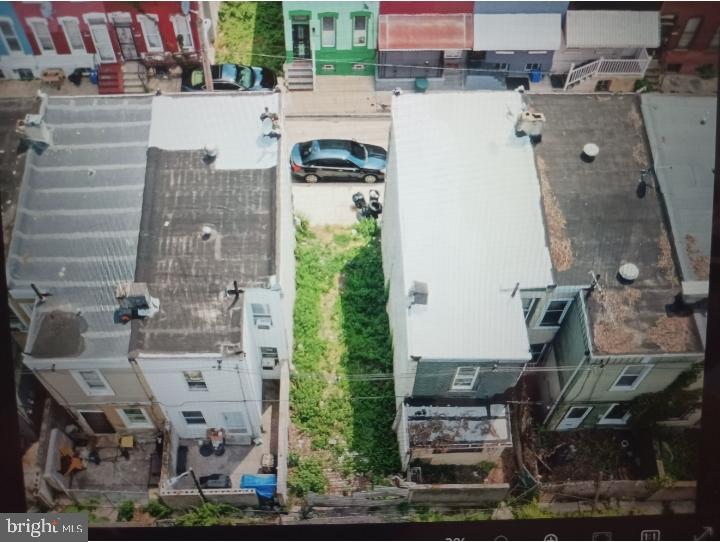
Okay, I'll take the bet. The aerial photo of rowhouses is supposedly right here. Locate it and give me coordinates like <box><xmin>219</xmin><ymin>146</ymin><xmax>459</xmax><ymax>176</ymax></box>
<box><xmin>0</xmin><ymin>0</ymin><xmax>715</xmax><ymax>527</ymax></box>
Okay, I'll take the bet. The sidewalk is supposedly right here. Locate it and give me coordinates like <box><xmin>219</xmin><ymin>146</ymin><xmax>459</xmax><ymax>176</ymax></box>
<box><xmin>0</xmin><ymin>76</ymin><xmax>180</xmax><ymax>98</ymax></box>
<box><xmin>282</xmin><ymin>76</ymin><xmax>392</xmax><ymax>117</ymax></box>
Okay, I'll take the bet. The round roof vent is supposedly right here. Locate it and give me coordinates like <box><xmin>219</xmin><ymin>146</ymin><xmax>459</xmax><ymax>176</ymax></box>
<box><xmin>582</xmin><ymin>143</ymin><xmax>600</xmax><ymax>162</ymax></box>
<box><xmin>618</xmin><ymin>263</ymin><xmax>639</xmax><ymax>282</ymax></box>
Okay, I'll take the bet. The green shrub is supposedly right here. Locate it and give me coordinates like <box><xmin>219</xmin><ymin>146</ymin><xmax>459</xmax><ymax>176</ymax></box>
<box><xmin>144</xmin><ymin>499</ymin><xmax>172</xmax><ymax>519</ymax></box>
<box><xmin>696</xmin><ymin>64</ymin><xmax>717</xmax><ymax>79</ymax></box>
<box><xmin>634</xmin><ymin>78</ymin><xmax>654</xmax><ymax>92</ymax></box>
<box><xmin>116</xmin><ymin>500</ymin><xmax>135</xmax><ymax>522</ymax></box>
<box><xmin>175</xmin><ymin>503</ymin><xmax>240</xmax><ymax>526</ymax></box>
<box><xmin>289</xmin><ymin>458</ymin><xmax>328</xmax><ymax>497</ymax></box>
<box><xmin>513</xmin><ymin>500</ymin><xmax>553</xmax><ymax>520</ymax></box>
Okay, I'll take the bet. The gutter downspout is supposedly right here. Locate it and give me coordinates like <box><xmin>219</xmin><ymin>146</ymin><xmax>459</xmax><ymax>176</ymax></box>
<box><xmin>542</xmin><ymin>354</ymin><xmax>589</xmax><ymax>427</ymax></box>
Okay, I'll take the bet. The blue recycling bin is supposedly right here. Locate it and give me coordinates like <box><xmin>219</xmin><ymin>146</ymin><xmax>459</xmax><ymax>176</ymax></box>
<box><xmin>89</xmin><ymin>69</ymin><xmax>99</xmax><ymax>85</ymax></box>
<box><xmin>414</xmin><ymin>77</ymin><xmax>429</xmax><ymax>93</ymax></box>
<box><xmin>530</xmin><ymin>70</ymin><xmax>543</xmax><ymax>83</ymax></box>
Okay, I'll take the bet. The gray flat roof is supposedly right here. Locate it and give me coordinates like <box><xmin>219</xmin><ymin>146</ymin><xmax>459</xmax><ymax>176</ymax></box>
<box><xmin>527</xmin><ymin>94</ymin><xmax>702</xmax><ymax>355</ymax></box>
<box><xmin>8</xmin><ymin>96</ymin><xmax>152</xmax><ymax>361</ymax></box>
<box><xmin>129</xmin><ymin>148</ymin><xmax>277</xmax><ymax>355</ymax></box>
<box><xmin>640</xmin><ymin>95</ymin><xmax>715</xmax><ymax>284</ymax></box>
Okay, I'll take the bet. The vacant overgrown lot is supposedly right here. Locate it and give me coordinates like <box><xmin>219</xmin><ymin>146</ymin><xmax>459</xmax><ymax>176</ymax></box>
<box><xmin>289</xmin><ymin>219</ymin><xmax>399</xmax><ymax>496</ymax></box>
<box><xmin>216</xmin><ymin>2</ymin><xmax>285</xmax><ymax>73</ymax></box>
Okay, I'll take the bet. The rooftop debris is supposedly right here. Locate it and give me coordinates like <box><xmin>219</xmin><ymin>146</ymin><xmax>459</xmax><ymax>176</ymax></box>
<box><xmin>686</xmin><ymin>234</ymin><xmax>710</xmax><ymax>280</ymax></box>
<box><xmin>657</xmin><ymin>229</ymin><xmax>678</xmax><ymax>285</ymax></box>
<box><xmin>592</xmin><ymin>288</ymin><xmax>642</xmax><ymax>354</ymax></box>
<box><xmin>536</xmin><ymin>156</ymin><xmax>574</xmax><ymax>271</ymax></box>
<box><xmin>646</xmin><ymin>315</ymin><xmax>695</xmax><ymax>353</ymax></box>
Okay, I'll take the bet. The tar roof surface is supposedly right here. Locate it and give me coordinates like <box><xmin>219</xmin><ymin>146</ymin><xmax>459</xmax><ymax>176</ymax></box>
<box><xmin>130</xmin><ymin>148</ymin><xmax>277</xmax><ymax>355</ymax></box>
<box><xmin>8</xmin><ymin>96</ymin><xmax>152</xmax><ymax>360</ymax></box>
<box><xmin>526</xmin><ymin>94</ymin><xmax>701</xmax><ymax>355</ymax></box>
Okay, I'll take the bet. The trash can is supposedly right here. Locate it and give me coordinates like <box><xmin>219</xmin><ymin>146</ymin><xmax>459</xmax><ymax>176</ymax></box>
<box><xmin>89</xmin><ymin>69</ymin><xmax>99</xmax><ymax>85</ymax></box>
<box><xmin>530</xmin><ymin>70</ymin><xmax>543</xmax><ymax>83</ymax></box>
<box><xmin>414</xmin><ymin>77</ymin><xmax>429</xmax><ymax>93</ymax></box>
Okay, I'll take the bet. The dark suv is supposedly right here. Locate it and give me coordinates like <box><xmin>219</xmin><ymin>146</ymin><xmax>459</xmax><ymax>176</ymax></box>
<box><xmin>290</xmin><ymin>139</ymin><xmax>387</xmax><ymax>183</ymax></box>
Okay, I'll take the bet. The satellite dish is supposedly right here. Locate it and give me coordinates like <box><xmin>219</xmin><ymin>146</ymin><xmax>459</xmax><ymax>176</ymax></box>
<box><xmin>181</xmin><ymin>1</ymin><xmax>191</xmax><ymax>15</ymax></box>
<box><xmin>40</xmin><ymin>1</ymin><xmax>52</xmax><ymax>18</ymax></box>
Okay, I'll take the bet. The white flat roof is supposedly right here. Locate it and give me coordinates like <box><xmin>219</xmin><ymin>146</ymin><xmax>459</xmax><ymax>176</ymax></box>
<box><xmin>149</xmin><ymin>93</ymin><xmax>280</xmax><ymax>170</ymax></box>
<box><xmin>391</xmin><ymin>92</ymin><xmax>554</xmax><ymax>361</ymax></box>
<box><xmin>565</xmin><ymin>10</ymin><xmax>660</xmax><ymax>48</ymax></box>
<box><xmin>474</xmin><ymin>13</ymin><xmax>561</xmax><ymax>51</ymax></box>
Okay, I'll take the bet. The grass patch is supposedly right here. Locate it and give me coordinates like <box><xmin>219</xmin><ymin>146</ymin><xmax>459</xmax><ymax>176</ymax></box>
<box><xmin>291</xmin><ymin>218</ymin><xmax>399</xmax><ymax>489</ymax></box>
<box><xmin>216</xmin><ymin>2</ymin><xmax>285</xmax><ymax>73</ymax></box>
<box><xmin>410</xmin><ymin>507</ymin><xmax>492</xmax><ymax>522</ymax></box>
<box><xmin>288</xmin><ymin>457</ymin><xmax>328</xmax><ymax>497</ymax></box>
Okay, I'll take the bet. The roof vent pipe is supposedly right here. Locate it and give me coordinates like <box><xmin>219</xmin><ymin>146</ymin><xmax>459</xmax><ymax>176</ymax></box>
<box><xmin>618</xmin><ymin>263</ymin><xmax>639</xmax><ymax>285</ymax></box>
<box><xmin>581</xmin><ymin>143</ymin><xmax>599</xmax><ymax>163</ymax></box>
<box><xmin>203</xmin><ymin>144</ymin><xmax>218</xmax><ymax>164</ymax></box>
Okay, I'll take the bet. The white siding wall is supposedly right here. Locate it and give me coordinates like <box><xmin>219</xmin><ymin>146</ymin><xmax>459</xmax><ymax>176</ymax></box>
<box><xmin>523</xmin><ymin>285</ymin><xmax>584</xmax><ymax>345</ymax></box>
<box><xmin>137</xmin><ymin>356</ymin><xmax>261</xmax><ymax>441</ymax></box>
<box><xmin>243</xmin><ymin>289</ymin><xmax>288</xmax><ymax>379</ymax></box>
<box><xmin>381</xmin><ymin>129</ymin><xmax>414</xmax><ymax>405</ymax></box>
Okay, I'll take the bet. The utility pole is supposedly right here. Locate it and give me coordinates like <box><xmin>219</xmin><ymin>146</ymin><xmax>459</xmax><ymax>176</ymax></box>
<box><xmin>197</xmin><ymin>11</ymin><xmax>213</xmax><ymax>91</ymax></box>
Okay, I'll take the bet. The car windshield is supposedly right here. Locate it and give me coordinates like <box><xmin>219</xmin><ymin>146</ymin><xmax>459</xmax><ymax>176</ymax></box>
<box><xmin>350</xmin><ymin>141</ymin><xmax>367</xmax><ymax>161</ymax></box>
<box><xmin>236</xmin><ymin>67</ymin><xmax>254</xmax><ymax>89</ymax></box>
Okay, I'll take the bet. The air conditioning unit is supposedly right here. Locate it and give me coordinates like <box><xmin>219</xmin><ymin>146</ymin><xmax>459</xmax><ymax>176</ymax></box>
<box><xmin>262</xmin><ymin>357</ymin><xmax>277</xmax><ymax>370</ymax></box>
<box><xmin>256</xmin><ymin>316</ymin><xmax>272</xmax><ymax>330</ymax></box>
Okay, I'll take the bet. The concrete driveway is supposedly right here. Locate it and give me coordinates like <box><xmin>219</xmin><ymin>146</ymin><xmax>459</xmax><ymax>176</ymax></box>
<box><xmin>284</xmin><ymin>116</ymin><xmax>391</xmax><ymax>226</ymax></box>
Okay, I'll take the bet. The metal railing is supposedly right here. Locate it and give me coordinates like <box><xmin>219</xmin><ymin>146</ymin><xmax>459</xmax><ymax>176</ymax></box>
<box><xmin>564</xmin><ymin>49</ymin><xmax>651</xmax><ymax>90</ymax></box>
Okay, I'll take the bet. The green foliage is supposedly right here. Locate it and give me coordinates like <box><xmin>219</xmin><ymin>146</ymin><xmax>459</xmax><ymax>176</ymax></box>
<box><xmin>216</xmin><ymin>2</ymin><xmax>285</xmax><ymax>73</ymax></box>
<box><xmin>629</xmin><ymin>365</ymin><xmax>702</xmax><ymax>430</ymax></box>
<box><xmin>648</xmin><ymin>474</ymin><xmax>675</xmax><ymax>491</ymax></box>
<box><xmin>288</xmin><ymin>451</ymin><xmax>300</xmax><ymax>468</ymax></box>
<box><xmin>658</xmin><ymin>428</ymin><xmax>699</xmax><ymax>480</ymax></box>
<box><xmin>634</xmin><ymin>78</ymin><xmax>655</xmax><ymax>92</ymax></box>
<box><xmin>696</xmin><ymin>64</ymin><xmax>717</xmax><ymax>79</ymax></box>
<box><xmin>513</xmin><ymin>500</ymin><xmax>554</xmax><ymax>519</ymax></box>
<box><xmin>291</xmin><ymin>220</ymin><xmax>400</xmax><ymax>480</ymax></box>
<box><xmin>175</xmin><ymin>502</ymin><xmax>241</xmax><ymax>526</ymax></box>
<box><xmin>144</xmin><ymin>499</ymin><xmax>172</xmax><ymax>519</ymax></box>
<box><xmin>116</xmin><ymin>500</ymin><xmax>135</xmax><ymax>522</ymax></box>
<box><xmin>411</xmin><ymin>508</ymin><xmax>491</xmax><ymax>522</ymax></box>
<box><xmin>63</xmin><ymin>499</ymin><xmax>101</xmax><ymax>523</ymax></box>
<box><xmin>288</xmin><ymin>458</ymin><xmax>328</xmax><ymax>497</ymax></box>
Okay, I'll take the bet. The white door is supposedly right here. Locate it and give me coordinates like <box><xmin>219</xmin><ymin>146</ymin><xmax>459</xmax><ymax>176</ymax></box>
<box><xmin>557</xmin><ymin>406</ymin><xmax>592</xmax><ymax>430</ymax></box>
<box><xmin>88</xmin><ymin>19</ymin><xmax>115</xmax><ymax>62</ymax></box>
<box><xmin>222</xmin><ymin>411</ymin><xmax>251</xmax><ymax>444</ymax></box>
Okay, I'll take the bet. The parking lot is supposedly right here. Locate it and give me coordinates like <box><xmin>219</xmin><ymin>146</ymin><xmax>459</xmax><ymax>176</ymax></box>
<box><xmin>284</xmin><ymin>117</ymin><xmax>391</xmax><ymax>226</ymax></box>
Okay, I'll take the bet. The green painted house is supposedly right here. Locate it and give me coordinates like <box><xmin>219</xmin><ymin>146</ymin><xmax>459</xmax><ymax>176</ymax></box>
<box><xmin>283</xmin><ymin>1</ymin><xmax>378</xmax><ymax>77</ymax></box>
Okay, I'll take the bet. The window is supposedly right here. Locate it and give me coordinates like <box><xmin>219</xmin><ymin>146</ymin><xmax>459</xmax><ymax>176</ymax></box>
<box><xmin>710</xmin><ymin>25</ymin><xmax>720</xmax><ymax>50</ymax></box>
<box><xmin>451</xmin><ymin>367</ymin><xmax>479</xmax><ymax>391</ymax></box>
<box><xmin>610</xmin><ymin>365</ymin><xmax>652</xmax><ymax>391</ymax></box>
<box><xmin>182</xmin><ymin>411</ymin><xmax>206</xmax><ymax>425</ymax></box>
<box><xmin>183</xmin><ymin>371</ymin><xmax>208</xmax><ymax>391</ymax></box>
<box><xmin>529</xmin><ymin>343</ymin><xmax>547</xmax><ymax>364</ymax></box>
<box><xmin>171</xmin><ymin>14</ymin><xmax>194</xmax><ymax>51</ymax></box>
<box><xmin>60</xmin><ymin>17</ymin><xmax>85</xmax><ymax>52</ymax></box>
<box><xmin>321</xmin><ymin>16</ymin><xmax>335</xmax><ymax>48</ymax></box>
<box><xmin>539</xmin><ymin>299</ymin><xmax>571</xmax><ymax>327</ymax></box>
<box><xmin>352</xmin><ymin>63</ymin><xmax>366</xmax><ymax>71</ymax></box>
<box><xmin>525</xmin><ymin>63</ymin><xmax>542</xmax><ymax>71</ymax></box>
<box><xmin>28</xmin><ymin>18</ymin><xmax>54</xmax><ymax>53</ymax></box>
<box><xmin>491</xmin><ymin>62</ymin><xmax>509</xmax><ymax>71</ymax></box>
<box><xmin>598</xmin><ymin>403</ymin><xmax>631</xmax><ymax>425</ymax></box>
<box><xmin>251</xmin><ymin>303</ymin><xmax>272</xmax><ymax>328</ymax></box>
<box><xmin>73</xmin><ymin>370</ymin><xmax>113</xmax><ymax>396</ymax></box>
<box><xmin>0</xmin><ymin>18</ymin><xmax>23</xmax><ymax>53</ymax></box>
<box><xmin>677</xmin><ymin>17</ymin><xmax>701</xmax><ymax>48</ymax></box>
<box><xmin>261</xmin><ymin>346</ymin><xmax>279</xmax><ymax>370</ymax></box>
<box><xmin>353</xmin><ymin>15</ymin><xmax>367</xmax><ymax>47</ymax></box>
<box><xmin>118</xmin><ymin>407</ymin><xmax>152</xmax><ymax>428</ymax></box>
<box><xmin>138</xmin><ymin>14</ymin><xmax>163</xmax><ymax>52</ymax></box>
<box><xmin>521</xmin><ymin>297</ymin><xmax>538</xmax><ymax>322</ymax></box>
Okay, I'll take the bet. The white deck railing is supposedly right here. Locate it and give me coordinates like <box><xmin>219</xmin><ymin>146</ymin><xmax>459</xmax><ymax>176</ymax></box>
<box><xmin>564</xmin><ymin>49</ymin><xmax>651</xmax><ymax>90</ymax></box>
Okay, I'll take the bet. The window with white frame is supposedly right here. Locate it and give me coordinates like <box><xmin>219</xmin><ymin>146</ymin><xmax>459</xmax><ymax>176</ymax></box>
<box><xmin>73</xmin><ymin>369</ymin><xmax>114</xmax><ymax>396</ymax></box>
<box><xmin>677</xmin><ymin>16</ymin><xmax>701</xmax><ymax>48</ymax></box>
<box><xmin>353</xmin><ymin>15</ymin><xmax>367</xmax><ymax>47</ymax></box>
<box><xmin>183</xmin><ymin>371</ymin><xmax>208</xmax><ymax>391</ymax></box>
<box><xmin>0</xmin><ymin>18</ymin><xmax>23</xmax><ymax>53</ymax></box>
<box><xmin>525</xmin><ymin>63</ymin><xmax>542</xmax><ymax>71</ymax></box>
<box><xmin>118</xmin><ymin>407</ymin><xmax>153</xmax><ymax>427</ymax></box>
<box><xmin>597</xmin><ymin>403</ymin><xmax>631</xmax><ymax>425</ymax></box>
<box><xmin>451</xmin><ymin>367</ymin><xmax>479</xmax><ymax>391</ymax></box>
<box><xmin>610</xmin><ymin>365</ymin><xmax>652</xmax><ymax>391</ymax></box>
<box><xmin>251</xmin><ymin>303</ymin><xmax>272</xmax><ymax>329</ymax></box>
<box><xmin>28</xmin><ymin>18</ymin><xmax>54</xmax><ymax>53</ymax></box>
<box><xmin>521</xmin><ymin>297</ymin><xmax>538</xmax><ymax>322</ymax></box>
<box><xmin>60</xmin><ymin>17</ymin><xmax>85</xmax><ymax>52</ymax></box>
<box><xmin>539</xmin><ymin>299</ymin><xmax>571</xmax><ymax>327</ymax></box>
<box><xmin>138</xmin><ymin>14</ymin><xmax>163</xmax><ymax>52</ymax></box>
<box><xmin>171</xmin><ymin>14</ymin><xmax>194</xmax><ymax>51</ymax></box>
<box><xmin>182</xmin><ymin>410</ymin><xmax>206</xmax><ymax>425</ymax></box>
<box><xmin>321</xmin><ymin>16</ymin><xmax>335</xmax><ymax>48</ymax></box>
